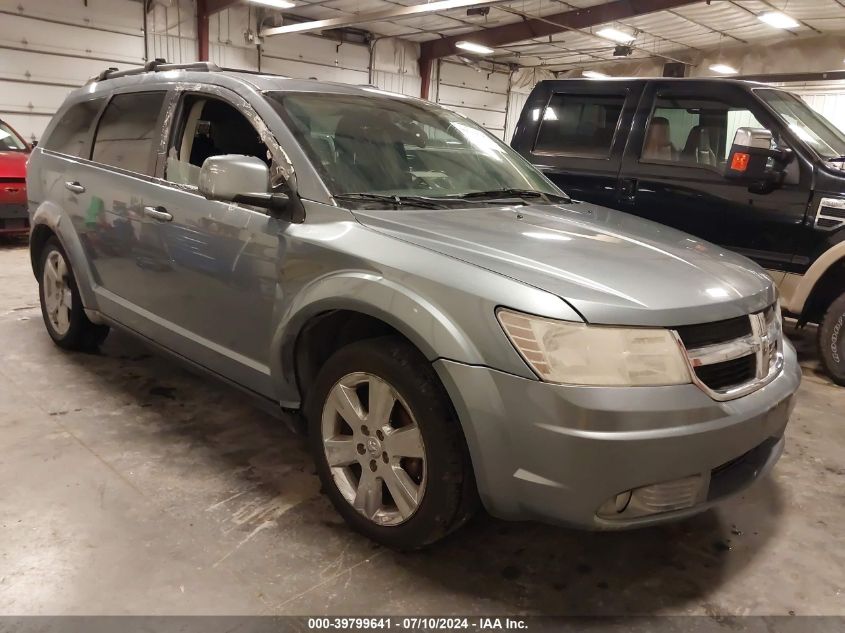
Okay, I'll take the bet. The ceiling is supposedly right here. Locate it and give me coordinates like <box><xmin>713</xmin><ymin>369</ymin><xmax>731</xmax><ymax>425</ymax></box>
<box><xmin>277</xmin><ymin>0</ymin><xmax>845</xmax><ymax>71</ymax></box>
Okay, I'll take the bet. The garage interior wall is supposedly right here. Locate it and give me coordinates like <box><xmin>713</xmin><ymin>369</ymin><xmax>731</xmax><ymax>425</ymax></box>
<box><xmin>4</xmin><ymin>0</ymin><xmax>845</xmax><ymax>145</ymax></box>
<box><xmin>1</xmin><ymin>0</ymin><xmax>423</xmax><ymax>142</ymax></box>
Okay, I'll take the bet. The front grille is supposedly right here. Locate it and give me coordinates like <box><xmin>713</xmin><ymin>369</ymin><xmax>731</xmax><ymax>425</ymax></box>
<box><xmin>0</xmin><ymin>177</ymin><xmax>25</xmax><ymax>184</ymax></box>
<box><xmin>677</xmin><ymin>305</ymin><xmax>783</xmax><ymax>400</ymax></box>
<box><xmin>694</xmin><ymin>355</ymin><xmax>755</xmax><ymax>390</ymax></box>
<box><xmin>676</xmin><ymin>316</ymin><xmax>751</xmax><ymax>349</ymax></box>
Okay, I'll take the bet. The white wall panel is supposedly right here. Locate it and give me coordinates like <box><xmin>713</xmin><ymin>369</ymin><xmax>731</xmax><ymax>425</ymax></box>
<box><xmin>774</xmin><ymin>81</ymin><xmax>845</xmax><ymax>134</ymax></box>
<box><xmin>260</xmin><ymin>33</ymin><xmax>370</xmax><ymax>83</ymax></box>
<box><xmin>436</xmin><ymin>61</ymin><xmax>509</xmax><ymax>139</ymax></box>
<box><xmin>371</xmin><ymin>70</ymin><xmax>421</xmax><ymax>97</ymax></box>
<box><xmin>0</xmin><ymin>0</ymin><xmax>146</xmax><ymax>141</ymax></box>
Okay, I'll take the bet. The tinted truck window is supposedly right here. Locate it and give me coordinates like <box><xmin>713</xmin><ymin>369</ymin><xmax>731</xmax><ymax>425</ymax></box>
<box><xmin>642</xmin><ymin>94</ymin><xmax>765</xmax><ymax>168</ymax></box>
<box><xmin>533</xmin><ymin>93</ymin><xmax>625</xmax><ymax>157</ymax></box>
<box><xmin>42</xmin><ymin>98</ymin><xmax>104</xmax><ymax>157</ymax></box>
<box><xmin>92</xmin><ymin>92</ymin><xmax>166</xmax><ymax>174</ymax></box>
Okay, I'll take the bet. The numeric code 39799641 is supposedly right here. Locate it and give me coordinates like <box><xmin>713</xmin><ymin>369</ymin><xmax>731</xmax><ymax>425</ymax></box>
<box><xmin>307</xmin><ymin>617</ymin><xmax>471</xmax><ymax>630</ymax></box>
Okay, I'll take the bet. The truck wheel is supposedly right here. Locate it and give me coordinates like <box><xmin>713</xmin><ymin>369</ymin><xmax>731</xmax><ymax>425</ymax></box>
<box><xmin>38</xmin><ymin>237</ymin><xmax>109</xmax><ymax>351</ymax></box>
<box><xmin>818</xmin><ymin>291</ymin><xmax>845</xmax><ymax>386</ymax></box>
<box><xmin>306</xmin><ymin>336</ymin><xmax>477</xmax><ymax>549</ymax></box>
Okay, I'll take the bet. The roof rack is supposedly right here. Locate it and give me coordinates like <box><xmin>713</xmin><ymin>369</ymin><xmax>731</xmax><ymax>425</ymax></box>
<box><xmin>87</xmin><ymin>59</ymin><xmax>221</xmax><ymax>84</ymax></box>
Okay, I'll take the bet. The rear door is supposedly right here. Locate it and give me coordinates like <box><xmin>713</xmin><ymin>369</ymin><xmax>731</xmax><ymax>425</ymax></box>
<box><xmin>513</xmin><ymin>81</ymin><xmax>642</xmax><ymax>208</ymax></box>
<box><xmin>618</xmin><ymin>81</ymin><xmax>809</xmax><ymax>272</ymax></box>
<box><xmin>71</xmin><ymin>89</ymin><xmax>171</xmax><ymax>319</ymax></box>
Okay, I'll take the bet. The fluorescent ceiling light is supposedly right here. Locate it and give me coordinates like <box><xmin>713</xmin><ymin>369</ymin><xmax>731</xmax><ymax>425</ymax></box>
<box><xmin>262</xmin><ymin>0</ymin><xmax>503</xmax><ymax>36</ymax></box>
<box><xmin>455</xmin><ymin>41</ymin><xmax>494</xmax><ymax>55</ymax></box>
<box><xmin>596</xmin><ymin>27</ymin><xmax>636</xmax><ymax>44</ymax></box>
<box><xmin>582</xmin><ymin>70</ymin><xmax>610</xmax><ymax>79</ymax></box>
<box><xmin>709</xmin><ymin>63</ymin><xmax>738</xmax><ymax>74</ymax></box>
<box><xmin>758</xmin><ymin>11</ymin><xmax>800</xmax><ymax>29</ymax></box>
<box><xmin>248</xmin><ymin>0</ymin><xmax>297</xmax><ymax>7</ymax></box>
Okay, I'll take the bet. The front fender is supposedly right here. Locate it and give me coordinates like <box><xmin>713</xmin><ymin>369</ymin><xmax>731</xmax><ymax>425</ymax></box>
<box><xmin>269</xmin><ymin>271</ymin><xmax>488</xmax><ymax>404</ymax></box>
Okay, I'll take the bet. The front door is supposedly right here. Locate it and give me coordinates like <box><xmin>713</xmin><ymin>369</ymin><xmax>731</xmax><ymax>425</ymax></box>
<box><xmin>135</xmin><ymin>89</ymin><xmax>290</xmax><ymax>396</ymax></box>
<box><xmin>517</xmin><ymin>83</ymin><xmax>642</xmax><ymax>208</ymax></box>
<box><xmin>618</xmin><ymin>81</ymin><xmax>811</xmax><ymax>273</ymax></box>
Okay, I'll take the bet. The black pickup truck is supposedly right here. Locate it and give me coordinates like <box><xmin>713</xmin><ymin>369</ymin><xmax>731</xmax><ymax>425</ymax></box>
<box><xmin>512</xmin><ymin>78</ymin><xmax>845</xmax><ymax>385</ymax></box>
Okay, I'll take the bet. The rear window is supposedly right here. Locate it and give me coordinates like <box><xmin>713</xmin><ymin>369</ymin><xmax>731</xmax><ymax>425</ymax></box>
<box><xmin>533</xmin><ymin>93</ymin><xmax>625</xmax><ymax>157</ymax></box>
<box><xmin>92</xmin><ymin>92</ymin><xmax>167</xmax><ymax>175</ymax></box>
<box><xmin>42</xmin><ymin>98</ymin><xmax>105</xmax><ymax>157</ymax></box>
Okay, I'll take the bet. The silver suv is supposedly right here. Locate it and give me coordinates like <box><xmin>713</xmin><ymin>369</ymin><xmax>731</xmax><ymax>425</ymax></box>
<box><xmin>28</xmin><ymin>61</ymin><xmax>801</xmax><ymax>548</ymax></box>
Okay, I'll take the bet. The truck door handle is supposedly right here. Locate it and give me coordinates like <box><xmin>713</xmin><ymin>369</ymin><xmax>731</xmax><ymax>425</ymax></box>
<box><xmin>64</xmin><ymin>181</ymin><xmax>86</xmax><ymax>194</ymax></box>
<box><xmin>143</xmin><ymin>205</ymin><xmax>173</xmax><ymax>222</ymax></box>
<box><xmin>619</xmin><ymin>178</ymin><xmax>638</xmax><ymax>200</ymax></box>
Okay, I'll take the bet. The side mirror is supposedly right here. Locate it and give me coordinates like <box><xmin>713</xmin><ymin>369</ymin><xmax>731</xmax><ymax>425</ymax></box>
<box><xmin>30</xmin><ymin>140</ymin><xmax>38</xmax><ymax>148</ymax></box>
<box><xmin>724</xmin><ymin>128</ymin><xmax>791</xmax><ymax>191</ymax></box>
<box><xmin>198</xmin><ymin>154</ymin><xmax>292</xmax><ymax>218</ymax></box>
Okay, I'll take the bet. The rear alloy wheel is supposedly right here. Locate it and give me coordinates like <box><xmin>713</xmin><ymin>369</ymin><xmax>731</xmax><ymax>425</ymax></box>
<box><xmin>818</xmin><ymin>291</ymin><xmax>845</xmax><ymax>386</ymax></box>
<box><xmin>307</xmin><ymin>336</ymin><xmax>477</xmax><ymax>548</ymax></box>
<box><xmin>321</xmin><ymin>372</ymin><xmax>426</xmax><ymax>526</ymax></box>
<box><xmin>42</xmin><ymin>249</ymin><xmax>74</xmax><ymax>337</ymax></box>
<box><xmin>38</xmin><ymin>237</ymin><xmax>109</xmax><ymax>351</ymax></box>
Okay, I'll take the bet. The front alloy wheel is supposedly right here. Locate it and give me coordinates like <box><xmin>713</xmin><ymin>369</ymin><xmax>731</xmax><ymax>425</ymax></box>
<box><xmin>307</xmin><ymin>336</ymin><xmax>478</xmax><ymax>548</ymax></box>
<box><xmin>321</xmin><ymin>372</ymin><xmax>426</xmax><ymax>526</ymax></box>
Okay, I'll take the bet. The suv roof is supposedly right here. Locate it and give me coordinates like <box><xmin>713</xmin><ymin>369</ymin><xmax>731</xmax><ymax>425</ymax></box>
<box><xmin>78</xmin><ymin>58</ymin><xmax>402</xmax><ymax>102</ymax></box>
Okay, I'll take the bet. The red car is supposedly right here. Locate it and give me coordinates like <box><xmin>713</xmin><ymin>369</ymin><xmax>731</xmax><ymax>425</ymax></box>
<box><xmin>0</xmin><ymin>119</ymin><xmax>31</xmax><ymax>237</ymax></box>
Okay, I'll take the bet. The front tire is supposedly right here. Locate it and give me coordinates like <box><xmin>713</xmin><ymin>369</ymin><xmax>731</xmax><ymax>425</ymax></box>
<box><xmin>38</xmin><ymin>237</ymin><xmax>109</xmax><ymax>351</ymax></box>
<box><xmin>819</xmin><ymin>291</ymin><xmax>845</xmax><ymax>386</ymax></box>
<box><xmin>306</xmin><ymin>336</ymin><xmax>477</xmax><ymax>549</ymax></box>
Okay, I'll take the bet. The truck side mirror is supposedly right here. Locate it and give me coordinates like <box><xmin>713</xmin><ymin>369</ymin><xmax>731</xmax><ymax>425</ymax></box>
<box><xmin>724</xmin><ymin>127</ymin><xmax>791</xmax><ymax>192</ymax></box>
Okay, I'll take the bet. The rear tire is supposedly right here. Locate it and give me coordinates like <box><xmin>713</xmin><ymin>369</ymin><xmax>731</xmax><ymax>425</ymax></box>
<box><xmin>306</xmin><ymin>336</ymin><xmax>477</xmax><ymax>549</ymax></box>
<box><xmin>818</xmin><ymin>291</ymin><xmax>845</xmax><ymax>386</ymax></box>
<box><xmin>38</xmin><ymin>237</ymin><xmax>109</xmax><ymax>351</ymax></box>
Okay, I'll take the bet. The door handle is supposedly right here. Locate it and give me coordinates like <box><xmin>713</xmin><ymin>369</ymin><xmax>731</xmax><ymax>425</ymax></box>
<box><xmin>143</xmin><ymin>205</ymin><xmax>173</xmax><ymax>222</ymax></box>
<box><xmin>619</xmin><ymin>178</ymin><xmax>638</xmax><ymax>202</ymax></box>
<box><xmin>64</xmin><ymin>181</ymin><xmax>85</xmax><ymax>194</ymax></box>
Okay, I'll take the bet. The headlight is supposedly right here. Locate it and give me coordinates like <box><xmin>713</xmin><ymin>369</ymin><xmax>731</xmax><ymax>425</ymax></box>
<box><xmin>497</xmin><ymin>309</ymin><xmax>692</xmax><ymax>387</ymax></box>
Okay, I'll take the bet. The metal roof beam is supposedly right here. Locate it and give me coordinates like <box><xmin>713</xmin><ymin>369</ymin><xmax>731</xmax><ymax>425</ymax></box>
<box><xmin>419</xmin><ymin>0</ymin><xmax>702</xmax><ymax>61</ymax></box>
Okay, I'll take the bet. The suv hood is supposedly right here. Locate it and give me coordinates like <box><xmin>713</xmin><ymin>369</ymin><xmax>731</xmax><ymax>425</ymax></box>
<box><xmin>352</xmin><ymin>202</ymin><xmax>775</xmax><ymax>327</ymax></box>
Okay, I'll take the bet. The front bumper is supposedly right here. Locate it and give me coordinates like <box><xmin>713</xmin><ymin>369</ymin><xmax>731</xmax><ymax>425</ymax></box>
<box><xmin>434</xmin><ymin>340</ymin><xmax>801</xmax><ymax>529</ymax></box>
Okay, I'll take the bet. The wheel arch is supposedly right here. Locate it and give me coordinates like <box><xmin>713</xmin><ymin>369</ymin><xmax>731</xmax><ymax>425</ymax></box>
<box><xmin>29</xmin><ymin>202</ymin><xmax>101</xmax><ymax>313</ymax></box>
<box><xmin>270</xmin><ymin>273</ymin><xmax>485</xmax><ymax>408</ymax></box>
<box><xmin>788</xmin><ymin>240</ymin><xmax>845</xmax><ymax>323</ymax></box>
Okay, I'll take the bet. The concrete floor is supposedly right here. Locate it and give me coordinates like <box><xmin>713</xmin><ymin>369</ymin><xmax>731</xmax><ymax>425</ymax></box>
<box><xmin>0</xmin><ymin>239</ymin><xmax>843</xmax><ymax>616</ymax></box>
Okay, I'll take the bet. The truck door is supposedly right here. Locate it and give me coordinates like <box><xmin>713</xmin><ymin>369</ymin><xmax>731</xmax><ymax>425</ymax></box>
<box><xmin>618</xmin><ymin>81</ymin><xmax>810</xmax><ymax>273</ymax></box>
<box><xmin>514</xmin><ymin>82</ymin><xmax>642</xmax><ymax>208</ymax></box>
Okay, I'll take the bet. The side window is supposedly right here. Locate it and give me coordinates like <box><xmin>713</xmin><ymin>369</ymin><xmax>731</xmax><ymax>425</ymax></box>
<box><xmin>165</xmin><ymin>95</ymin><xmax>271</xmax><ymax>187</ymax></box>
<box><xmin>42</xmin><ymin>98</ymin><xmax>105</xmax><ymax>157</ymax></box>
<box><xmin>533</xmin><ymin>93</ymin><xmax>626</xmax><ymax>157</ymax></box>
<box><xmin>641</xmin><ymin>94</ymin><xmax>767</xmax><ymax>169</ymax></box>
<box><xmin>92</xmin><ymin>92</ymin><xmax>166</xmax><ymax>175</ymax></box>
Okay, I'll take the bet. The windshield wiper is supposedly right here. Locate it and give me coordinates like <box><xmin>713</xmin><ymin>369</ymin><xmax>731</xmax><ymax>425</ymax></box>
<box><xmin>333</xmin><ymin>193</ymin><xmax>452</xmax><ymax>209</ymax></box>
<box><xmin>827</xmin><ymin>155</ymin><xmax>845</xmax><ymax>162</ymax></box>
<box><xmin>457</xmin><ymin>188</ymin><xmax>570</xmax><ymax>203</ymax></box>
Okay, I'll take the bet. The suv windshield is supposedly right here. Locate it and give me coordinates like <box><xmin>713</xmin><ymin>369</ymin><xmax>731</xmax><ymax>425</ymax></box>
<box><xmin>0</xmin><ymin>122</ymin><xmax>27</xmax><ymax>151</ymax></box>
<box><xmin>268</xmin><ymin>91</ymin><xmax>565</xmax><ymax>205</ymax></box>
<box><xmin>756</xmin><ymin>88</ymin><xmax>845</xmax><ymax>161</ymax></box>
